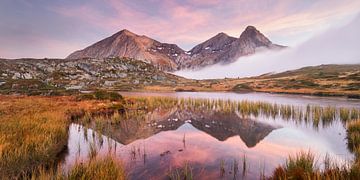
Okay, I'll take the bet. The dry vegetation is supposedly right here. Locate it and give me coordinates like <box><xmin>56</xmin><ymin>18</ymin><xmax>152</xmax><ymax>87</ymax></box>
<box><xmin>35</xmin><ymin>156</ymin><xmax>125</xmax><ymax>180</ymax></box>
<box><xmin>0</xmin><ymin>95</ymin><xmax>124</xmax><ymax>179</ymax></box>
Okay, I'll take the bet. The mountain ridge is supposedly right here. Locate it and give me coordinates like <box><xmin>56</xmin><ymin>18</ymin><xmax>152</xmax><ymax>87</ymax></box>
<box><xmin>67</xmin><ymin>26</ymin><xmax>286</xmax><ymax>71</ymax></box>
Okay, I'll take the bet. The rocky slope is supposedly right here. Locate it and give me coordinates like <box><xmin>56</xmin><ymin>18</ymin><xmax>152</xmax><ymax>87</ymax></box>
<box><xmin>0</xmin><ymin>57</ymin><xmax>186</xmax><ymax>94</ymax></box>
<box><xmin>67</xmin><ymin>30</ymin><xmax>187</xmax><ymax>71</ymax></box>
<box><xmin>67</xmin><ymin>26</ymin><xmax>285</xmax><ymax>71</ymax></box>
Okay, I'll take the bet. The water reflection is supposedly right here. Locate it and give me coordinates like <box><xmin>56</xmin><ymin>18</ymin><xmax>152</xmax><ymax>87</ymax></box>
<box><xmin>61</xmin><ymin>106</ymin><xmax>353</xmax><ymax>179</ymax></box>
<box><xmin>92</xmin><ymin>107</ymin><xmax>277</xmax><ymax>148</ymax></box>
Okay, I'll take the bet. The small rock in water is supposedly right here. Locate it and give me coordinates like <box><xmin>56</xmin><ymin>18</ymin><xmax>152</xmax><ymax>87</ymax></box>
<box><xmin>160</xmin><ymin>150</ymin><xmax>171</xmax><ymax>156</ymax></box>
<box><xmin>185</xmin><ymin>120</ymin><xmax>192</xmax><ymax>123</ymax></box>
<box><xmin>173</xmin><ymin>118</ymin><xmax>178</xmax><ymax>122</ymax></box>
<box><xmin>205</xmin><ymin>124</ymin><xmax>210</xmax><ymax>128</ymax></box>
<box><xmin>157</xmin><ymin>125</ymin><xmax>164</xmax><ymax>128</ymax></box>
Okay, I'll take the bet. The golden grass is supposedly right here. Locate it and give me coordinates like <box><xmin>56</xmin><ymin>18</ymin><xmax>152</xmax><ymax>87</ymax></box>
<box><xmin>33</xmin><ymin>156</ymin><xmax>126</xmax><ymax>180</ymax></box>
<box><xmin>270</xmin><ymin>151</ymin><xmax>360</xmax><ymax>180</ymax></box>
<box><xmin>0</xmin><ymin>95</ymin><xmax>117</xmax><ymax>179</ymax></box>
<box><xmin>347</xmin><ymin>120</ymin><xmax>360</xmax><ymax>158</ymax></box>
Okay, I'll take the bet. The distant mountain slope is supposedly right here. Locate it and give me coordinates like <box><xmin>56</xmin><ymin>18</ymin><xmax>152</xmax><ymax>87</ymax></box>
<box><xmin>67</xmin><ymin>27</ymin><xmax>285</xmax><ymax>70</ymax></box>
<box><xmin>0</xmin><ymin>57</ymin><xmax>187</xmax><ymax>94</ymax></box>
<box><xmin>67</xmin><ymin>30</ymin><xmax>187</xmax><ymax>71</ymax></box>
<box><xmin>180</xmin><ymin>32</ymin><xmax>237</xmax><ymax>68</ymax></box>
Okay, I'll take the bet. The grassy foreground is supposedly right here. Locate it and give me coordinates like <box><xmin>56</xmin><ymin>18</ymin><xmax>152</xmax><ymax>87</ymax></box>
<box><xmin>0</xmin><ymin>94</ymin><xmax>359</xmax><ymax>179</ymax></box>
<box><xmin>0</xmin><ymin>95</ymin><xmax>125</xmax><ymax>179</ymax></box>
<box><xmin>35</xmin><ymin>156</ymin><xmax>125</xmax><ymax>180</ymax></box>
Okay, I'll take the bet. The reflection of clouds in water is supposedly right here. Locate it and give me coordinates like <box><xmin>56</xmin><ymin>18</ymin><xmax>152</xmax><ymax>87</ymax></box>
<box><xmin>61</xmin><ymin>124</ymin><xmax>124</xmax><ymax>172</ymax></box>
<box><xmin>62</xmin><ymin>117</ymin><xmax>352</xmax><ymax>179</ymax></box>
<box><xmin>174</xmin><ymin>14</ymin><xmax>360</xmax><ymax>79</ymax></box>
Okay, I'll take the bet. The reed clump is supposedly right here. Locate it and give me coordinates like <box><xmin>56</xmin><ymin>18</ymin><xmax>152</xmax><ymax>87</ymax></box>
<box><xmin>33</xmin><ymin>156</ymin><xmax>126</xmax><ymax>180</ymax></box>
<box><xmin>347</xmin><ymin>120</ymin><xmax>360</xmax><ymax>156</ymax></box>
<box><xmin>168</xmin><ymin>163</ymin><xmax>193</xmax><ymax>180</ymax></box>
<box><xmin>270</xmin><ymin>151</ymin><xmax>360</xmax><ymax>179</ymax></box>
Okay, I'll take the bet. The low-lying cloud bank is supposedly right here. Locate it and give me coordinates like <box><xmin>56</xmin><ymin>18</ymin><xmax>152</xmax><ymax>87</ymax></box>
<box><xmin>174</xmin><ymin>14</ymin><xmax>360</xmax><ymax>80</ymax></box>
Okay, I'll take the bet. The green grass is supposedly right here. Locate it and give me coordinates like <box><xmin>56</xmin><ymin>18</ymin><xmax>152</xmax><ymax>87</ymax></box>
<box><xmin>76</xmin><ymin>90</ymin><xmax>123</xmax><ymax>101</ymax></box>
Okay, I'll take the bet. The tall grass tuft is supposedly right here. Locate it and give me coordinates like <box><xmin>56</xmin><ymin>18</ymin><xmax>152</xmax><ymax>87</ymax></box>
<box><xmin>347</xmin><ymin>120</ymin><xmax>360</xmax><ymax>156</ymax></box>
<box><xmin>168</xmin><ymin>163</ymin><xmax>193</xmax><ymax>180</ymax></box>
<box><xmin>33</xmin><ymin>156</ymin><xmax>126</xmax><ymax>180</ymax></box>
<box><xmin>0</xmin><ymin>97</ymin><xmax>70</xmax><ymax>179</ymax></box>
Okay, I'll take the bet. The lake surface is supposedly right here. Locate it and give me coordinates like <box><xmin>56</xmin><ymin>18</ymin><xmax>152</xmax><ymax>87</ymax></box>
<box><xmin>60</xmin><ymin>92</ymin><xmax>360</xmax><ymax>179</ymax></box>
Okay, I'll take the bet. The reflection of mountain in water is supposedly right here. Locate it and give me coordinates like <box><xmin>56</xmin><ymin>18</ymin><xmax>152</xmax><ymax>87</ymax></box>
<box><xmin>96</xmin><ymin>107</ymin><xmax>278</xmax><ymax>148</ymax></box>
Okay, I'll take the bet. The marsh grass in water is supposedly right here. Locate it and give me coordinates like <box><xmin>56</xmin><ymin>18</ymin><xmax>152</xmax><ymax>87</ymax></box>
<box><xmin>33</xmin><ymin>156</ymin><xmax>126</xmax><ymax>180</ymax></box>
<box><xmin>168</xmin><ymin>162</ymin><xmax>193</xmax><ymax>180</ymax></box>
<box><xmin>270</xmin><ymin>150</ymin><xmax>360</xmax><ymax>180</ymax></box>
<box><xmin>76</xmin><ymin>97</ymin><xmax>360</xmax><ymax>131</ymax></box>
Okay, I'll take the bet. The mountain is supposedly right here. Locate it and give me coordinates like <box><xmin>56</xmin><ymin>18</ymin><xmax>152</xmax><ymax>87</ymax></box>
<box><xmin>67</xmin><ymin>30</ymin><xmax>187</xmax><ymax>71</ymax></box>
<box><xmin>181</xmin><ymin>26</ymin><xmax>285</xmax><ymax>69</ymax></box>
<box><xmin>67</xmin><ymin>27</ymin><xmax>285</xmax><ymax>71</ymax></box>
<box><xmin>180</xmin><ymin>32</ymin><xmax>237</xmax><ymax>68</ymax></box>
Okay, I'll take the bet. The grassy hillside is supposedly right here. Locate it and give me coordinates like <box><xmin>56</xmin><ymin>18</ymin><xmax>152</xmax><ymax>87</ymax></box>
<box><xmin>145</xmin><ymin>64</ymin><xmax>360</xmax><ymax>98</ymax></box>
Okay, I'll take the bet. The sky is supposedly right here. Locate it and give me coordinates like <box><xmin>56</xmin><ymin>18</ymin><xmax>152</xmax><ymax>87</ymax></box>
<box><xmin>1</xmin><ymin>0</ymin><xmax>360</xmax><ymax>59</ymax></box>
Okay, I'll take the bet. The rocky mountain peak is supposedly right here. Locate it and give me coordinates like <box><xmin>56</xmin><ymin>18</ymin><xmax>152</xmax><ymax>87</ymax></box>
<box><xmin>118</xmin><ymin>29</ymin><xmax>135</xmax><ymax>35</ymax></box>
<box><xmin>239</xmin><ymin>25</ymin><xmax>272</xmax><ymax>45</ymax></box>
<box><xmin>189</xmin><ymin>32</ymin><xmax>236</xmax><ymax>54</ymax></box>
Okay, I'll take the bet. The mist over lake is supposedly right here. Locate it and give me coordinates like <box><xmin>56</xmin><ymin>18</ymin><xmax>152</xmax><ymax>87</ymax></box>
<box><xmin>174</xmin><ymin>14</ymin><xmax>360</xmax><ymax>79</ymax></box>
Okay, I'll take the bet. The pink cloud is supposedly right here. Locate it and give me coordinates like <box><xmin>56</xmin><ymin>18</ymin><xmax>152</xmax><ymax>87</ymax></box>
<box><xmin>50</xmin><ymin>0</ymin><xmax>360</xmax><ymax>50</ymax></box>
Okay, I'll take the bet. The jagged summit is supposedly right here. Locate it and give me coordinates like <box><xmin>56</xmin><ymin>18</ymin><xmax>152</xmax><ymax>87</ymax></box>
<box><xmin>189</xmin><ymin>32</ymin><xmax>236</xmax><ymax>55</ymax></box>
<box><xmin>239</xmin><ymin>25</ymin><xmax>272</xmax><ymax>46</ymax></box>
<box><xmin>180</xmin><ymin>26</ymin><xmax>285</xmax><ymax>69</ymax></box>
